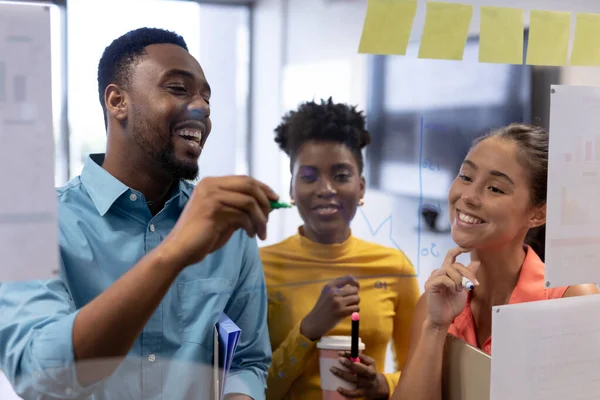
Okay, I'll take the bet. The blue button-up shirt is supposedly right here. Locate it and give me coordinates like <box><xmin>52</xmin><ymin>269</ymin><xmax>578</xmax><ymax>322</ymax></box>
<box><xmin>0</xmin><ymin>154</ymin><xmax>271</xmax><ymax>399</ymax></box>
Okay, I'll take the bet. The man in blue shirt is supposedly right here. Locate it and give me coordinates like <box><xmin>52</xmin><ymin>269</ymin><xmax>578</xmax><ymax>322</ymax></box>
<box><xmin>0</xmin><ymin>27</ymin><xmax>277</xmax><ymax>399</ymax></box>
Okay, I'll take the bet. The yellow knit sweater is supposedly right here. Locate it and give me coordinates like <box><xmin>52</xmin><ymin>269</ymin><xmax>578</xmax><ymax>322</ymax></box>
<box><xmin>260</xmin><ymin>229</ymin><xmax>420</xmax><ymax>400</ymax></box>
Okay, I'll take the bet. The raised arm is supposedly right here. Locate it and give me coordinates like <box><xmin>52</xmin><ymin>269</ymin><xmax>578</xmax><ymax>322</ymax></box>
<box><xmin>391</xmin><ymin>296</ymin><xmax>446</xmax><ymax>400</ymax></box>
<box><xmin>392</xmin><ymin>248</ymin><xmax>479</xmax><ymax>400</ymax></box>
<box><xmin>73</xmin><ymin>177</ymin><xmax>278</xmax><ymax>386</ymax></box>
<box><xmin>0</xmin><ymin>177</ymin><xmax>278</xmax><ymax>398</ymax></box>
<box><xmin>71</xmin><ymin>242</ymin><xmax>184</xmax><ymax>385</ymax></box>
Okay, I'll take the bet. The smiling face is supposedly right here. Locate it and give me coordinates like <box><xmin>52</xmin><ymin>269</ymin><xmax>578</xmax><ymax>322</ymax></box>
<box><xmin>109</xmin><ymin>43</ymin><xmax>212</xmax><ymax>180</ymax></box>
<box><xmin>291</xmin><ymin>140</ymin><xmax>365</xmax><ymax>244</ymax></box>
<box><xmin>448</xmin><ymin>137</ymin><xmax>546</xmax><ymax>249</ymax></box>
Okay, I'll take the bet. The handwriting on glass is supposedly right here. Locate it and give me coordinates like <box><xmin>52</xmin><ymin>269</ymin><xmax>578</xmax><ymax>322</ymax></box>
<box><xmin>422</xmin><ymin>158</ymin><xmax>440</xmax><ymax>171</ymax></box>
<box><xmin>421</xmin><ymin>243</ymin><xmax>439</xmax><ymax>257</ymax></box>
<box><xmin>374</xmin><ymin>280</ymin><xmax>388</xmax><ymax>290</ymax></box>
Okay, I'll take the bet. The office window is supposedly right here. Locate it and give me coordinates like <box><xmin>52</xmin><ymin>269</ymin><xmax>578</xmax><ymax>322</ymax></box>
<box><xmin>67</xmin><ymin>0</ymin><xmax>250</xmax><ymax>179</ymax></box>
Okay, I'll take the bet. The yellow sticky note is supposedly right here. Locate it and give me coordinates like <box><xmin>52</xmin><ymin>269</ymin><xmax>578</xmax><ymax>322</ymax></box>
<box><xmin>526</xmin><ymin>10</ymin><xmax>571</xmax><ymax>66</ymax></box>
<box><xmin>571</xmin><ymin>13</ymin><xmax>600</xmax><ymax>66</ymax></box>
<box><xmin>418</xmin><ymin>2</ymin><xmax>473</xmax><ymax>61</ymax></box>
<box><xmin>479</xmin><ymin>6</ymin><xmax>524</xmax><ymax>64</ymax></box>
<box><xmin>358</xmin><ymin>0</ymin><xmax>418</xmax><ymax>55</ymax></box>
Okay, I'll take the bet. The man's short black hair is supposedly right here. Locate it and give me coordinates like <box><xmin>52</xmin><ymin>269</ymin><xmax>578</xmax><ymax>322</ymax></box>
<box><xmin>97</xmin><ymin>27</ymin><xmax>188</xmax><ymax>127</ymax></box>
<box><xmin>274</xmin><ymin>97</ymin><xmax>371</xmax><ymax>173</ymax></box>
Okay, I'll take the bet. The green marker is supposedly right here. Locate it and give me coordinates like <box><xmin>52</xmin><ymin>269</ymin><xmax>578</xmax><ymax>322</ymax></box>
<box><xmin>270</xmin><ymin>200</ymin><xmax>293</xmax><ymax>209</ymax></box>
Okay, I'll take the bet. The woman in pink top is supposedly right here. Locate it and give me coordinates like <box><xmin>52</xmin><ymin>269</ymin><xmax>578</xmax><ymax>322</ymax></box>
<box><xmin>393</xmin><ymin>124</ymin><xmax>598</xmax><ymax>400</ymax></box>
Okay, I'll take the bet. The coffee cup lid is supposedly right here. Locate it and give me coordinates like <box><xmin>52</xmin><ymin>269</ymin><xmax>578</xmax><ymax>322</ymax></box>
<box><xmin>316</xmin><ymin>335</ymin><xmax>365</xmax><ymax>351</ymax></box>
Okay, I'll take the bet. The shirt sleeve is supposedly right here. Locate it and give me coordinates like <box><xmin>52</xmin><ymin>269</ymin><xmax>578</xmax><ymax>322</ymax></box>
<box><xmin>383</xmin><ymin>255</ymin><xmax>421</xmax><ymax>398</ymax></box>
<box><xmin>0</xmin><ymin>278</ymin><xmax>101</xmax><ymax>399</ymax></box>
<box><xmin>266</xmin><ymin>320</ymin><xmax>317</xmax><ymax>400</ymax></box>
<box><xmin>223</xmin><ymin>232</ymin><xmax>272</xmax><ymax>400</ymax></box>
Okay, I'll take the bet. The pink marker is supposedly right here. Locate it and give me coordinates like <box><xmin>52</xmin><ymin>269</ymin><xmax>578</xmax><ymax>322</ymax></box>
<box><xmin>350</xmin><ymin>312</ymin><xmax>360</xmax><ymax>362</ymax></box>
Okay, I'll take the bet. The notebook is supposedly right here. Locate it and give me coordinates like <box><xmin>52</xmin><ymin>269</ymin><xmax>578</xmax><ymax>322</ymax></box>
<box><xmin>442</xmin><ymin>334</ymin><xmax>491</xmax><ymax>400</ymax></box>
<box><xmin>213</xmin><ymin>313</ymin><xmax>242</xmax><ymax>400</ymax></box>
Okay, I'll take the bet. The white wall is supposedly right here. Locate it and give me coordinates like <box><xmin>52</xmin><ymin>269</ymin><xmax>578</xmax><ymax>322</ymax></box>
<box><xmin>198</xmin><ymin>5</ymin><xmax>250</xmax><ymax>178</ymax></box>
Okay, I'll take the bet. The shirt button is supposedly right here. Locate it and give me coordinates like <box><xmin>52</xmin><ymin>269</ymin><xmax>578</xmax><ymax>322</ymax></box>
<box><xmin>484</xmin><ymin>345</ymin><xmax>491</xmax><ymax>352</ymax></box>
<box><xmin>290</xmin><ymin>357</ymin><xmax>296</xmax><ymax>364</ymax></box>
<box><xmin>300</xmin><ymin>342</ymin><xmax>308</xmax><ymax>348</ymax></box>
<box><xmin>148</xmin><ymin>354</ymin><xmax>156</xmax><ymax>362</ymax></box>
<box><xmin>65</xmin><ymin>387</ymin><xmax>72</xmax><ymax>395</ymax></box>
<box><xmin>278</xmin><ymin>371</ymin><xmax>285</xmax><ymax>378</ymax></box>
<box><xmin>149</xmin><ymin>224</ymin><xmax>155</xmax><ymax>232</ymax></box>
<box><xmin>129</xmin><ymin>193</ymin><xmax>138</xmax><ymax>201</ymax></box>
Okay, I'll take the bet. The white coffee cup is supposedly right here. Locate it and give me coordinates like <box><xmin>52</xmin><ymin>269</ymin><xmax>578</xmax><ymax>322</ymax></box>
<box><xmin>317</xmin><ymin>336</ymin><xmax>365</xmax><ymax>399</ymax></box>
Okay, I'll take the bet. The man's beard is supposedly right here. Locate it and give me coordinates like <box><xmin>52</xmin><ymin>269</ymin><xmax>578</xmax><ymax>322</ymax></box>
<box><xmin>131</xmin><ymin>116</ymin><xmax>199</xmax><ymax>181</ymax></box>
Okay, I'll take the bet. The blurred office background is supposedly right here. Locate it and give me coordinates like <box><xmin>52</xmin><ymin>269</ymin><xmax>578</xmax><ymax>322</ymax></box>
<box><xmin>3</xmin><ymin>0</ymin><xmax>600</xmax><ymax>396</ymax></box>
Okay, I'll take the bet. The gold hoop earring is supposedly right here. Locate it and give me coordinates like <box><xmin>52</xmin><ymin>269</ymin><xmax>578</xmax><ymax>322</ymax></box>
<box><xmin>358</xmin><ymin>199</ymin><xmax>365</xmax><ymax>206</ymax></box>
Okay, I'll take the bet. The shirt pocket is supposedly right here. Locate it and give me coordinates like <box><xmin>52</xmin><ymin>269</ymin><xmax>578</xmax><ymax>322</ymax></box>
<box><xmin>177</xmin><ymin>277</ymin><xmax>234</xmax><ymax>346</ymax></box>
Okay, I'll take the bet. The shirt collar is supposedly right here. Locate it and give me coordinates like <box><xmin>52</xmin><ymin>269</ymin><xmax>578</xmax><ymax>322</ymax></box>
<box><xmin>508</xmin><ymin>245</ymin><xmax>547</xmax><ymax>304</ymax></box>
<box><xmin>177</xmin><ymin>179</ymin><xmax>194</xmax><ymax>199</ymax></box>
<box><xmin>80</xmin><ymin>154</ymin><xmax>129</xmax><ymax>217</ymax></box>
<box><xmin>80</xmin><ymin>153</ymin><xmax>194</xmax><ymax>216</ymax></box>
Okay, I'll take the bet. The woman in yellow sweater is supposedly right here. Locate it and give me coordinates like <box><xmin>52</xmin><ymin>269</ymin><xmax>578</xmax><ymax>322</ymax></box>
<box><xmin>260</xmin><ymin>98</ymin><xmax>420</xmax><ymax>400</ymax></box>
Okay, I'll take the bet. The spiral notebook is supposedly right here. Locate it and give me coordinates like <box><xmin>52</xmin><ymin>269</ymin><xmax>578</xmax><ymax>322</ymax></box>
<box><xmin>213</xmin><ymin>313</ymin><xmax>242</xmax><ymax>400</ymax></box>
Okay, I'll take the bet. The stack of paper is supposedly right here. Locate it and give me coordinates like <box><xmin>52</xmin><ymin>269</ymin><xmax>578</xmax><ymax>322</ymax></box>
<box><xmin>213</xmin><ymin>313</ymin><xmax>241</xmax><ymax>400</ymax></box>
<box><xmin>491</xmin><ymin>295</ymin><xmax>600</xmax><ymax>399</ymax></box>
